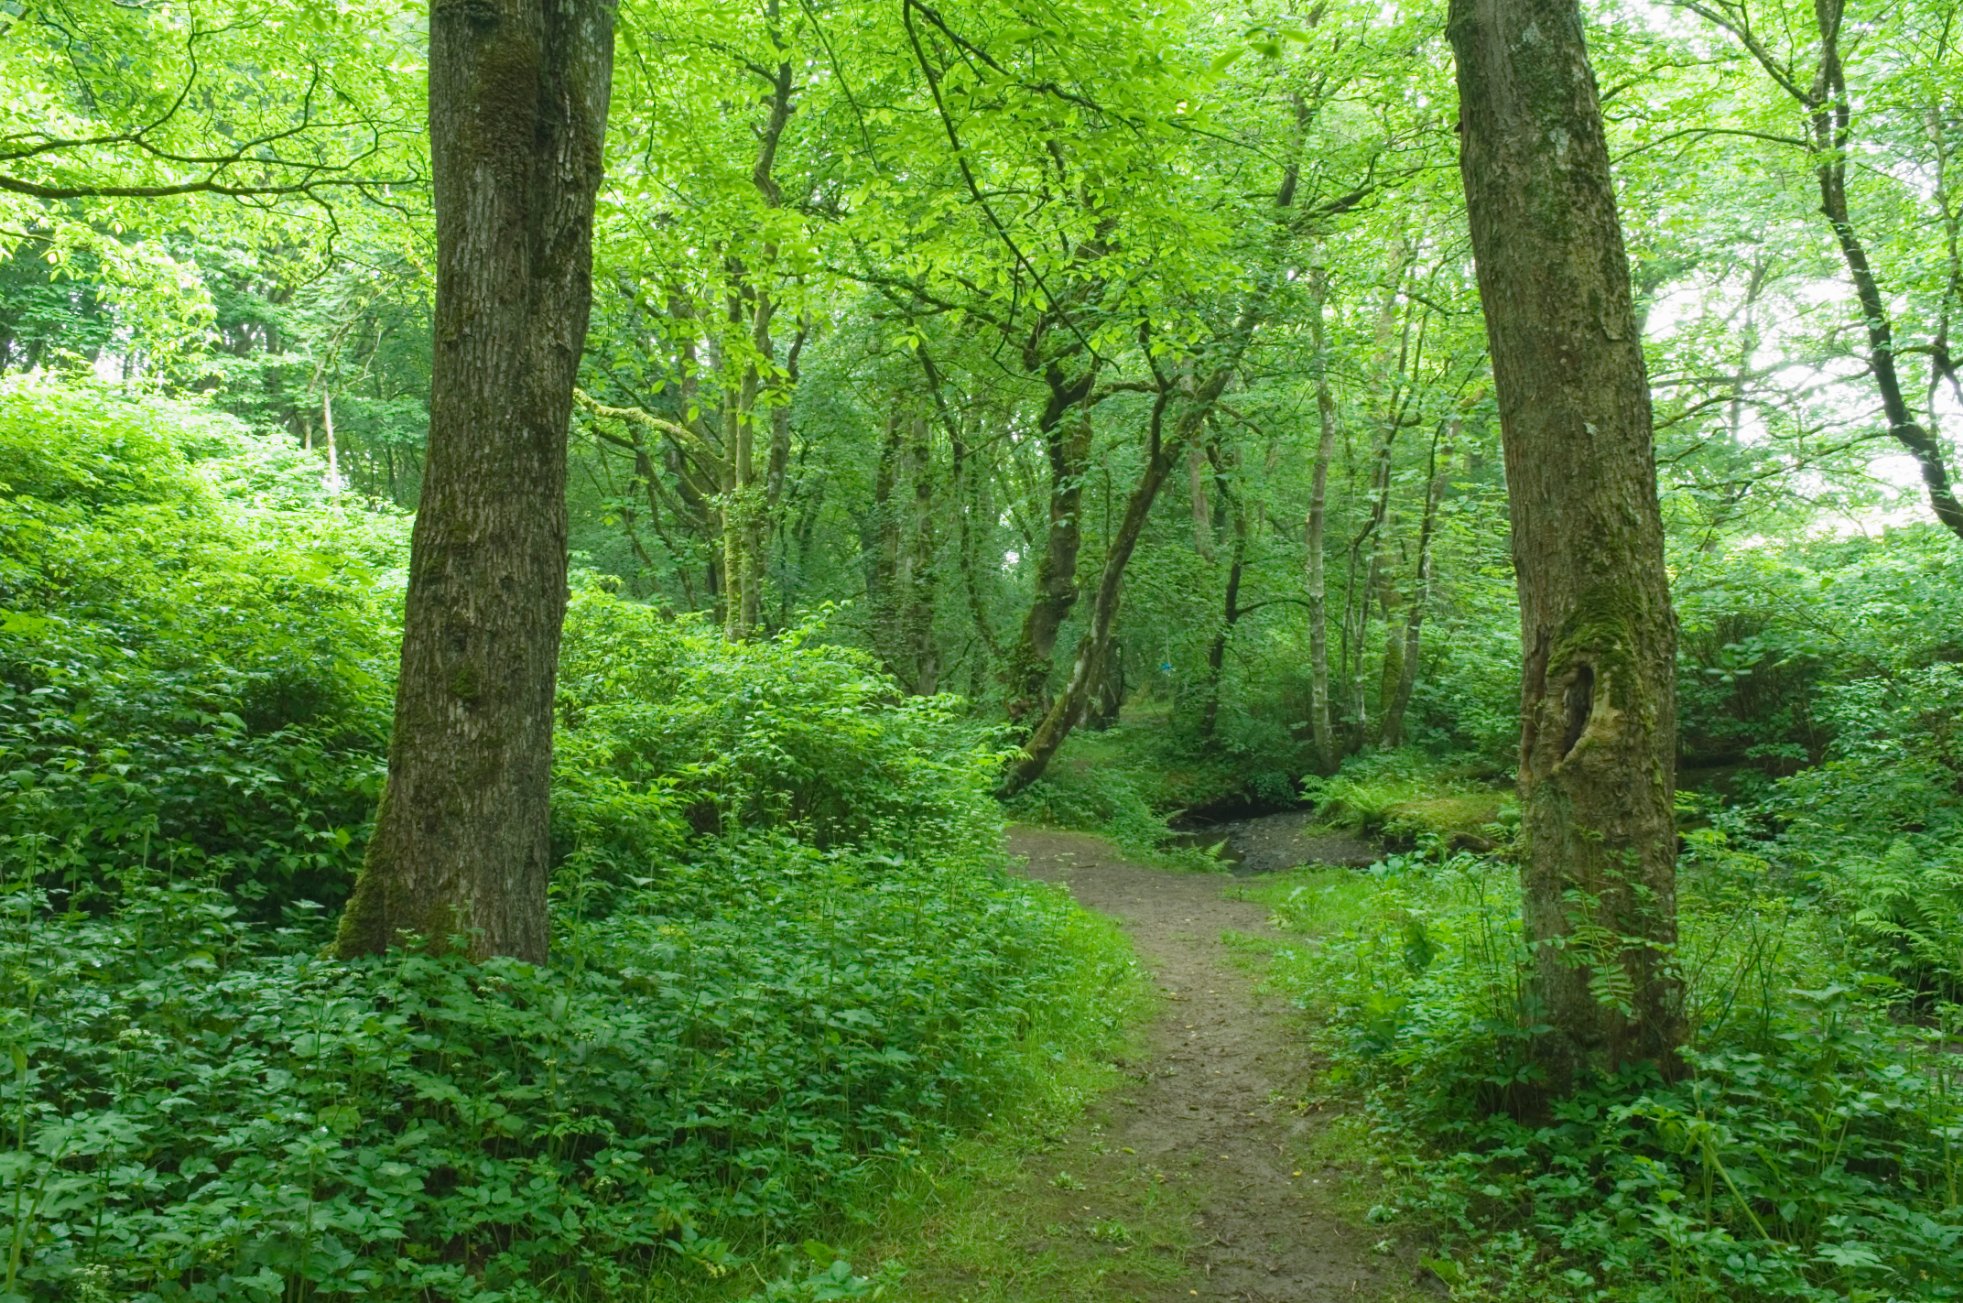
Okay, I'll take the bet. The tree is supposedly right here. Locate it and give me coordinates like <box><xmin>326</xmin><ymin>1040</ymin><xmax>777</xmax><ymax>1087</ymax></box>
<box><xmin>1668</xmin><ymin>0</ymin><xmax>1963</xmax><ymax>541</ymax></box>
<box><xmin>1449</xmin><ymin>0</ymin><xmax>1684</xmax><ymax>1086</ymax></box>
<box><xmin>336</xmin><ymin>0</ymin><xmax>616</xmax><ymax>963</ymax></box>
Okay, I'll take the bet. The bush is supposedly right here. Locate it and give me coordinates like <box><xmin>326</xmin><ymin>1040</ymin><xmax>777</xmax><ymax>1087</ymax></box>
<box><xmin>1299</xmin><ymin>749</ymin><xmax>1513</xmax><ymax>850</ymax></box>
<box><xmin>0</xmin><ymin>379</ymin><xmax>403</xmax><ymax>912</ymax></box>
<box><xmin>1252</xmin><ymin>835</ymin><xmax>1963</xmax><ymax>1301</ymax></box>
<box><xmin>555</xmin><ymin>592</ymin><xmax>1001</xmax><ymax>867</ymax></box>
<box><xmin>1</xmin><ymin>841</ymin><xmax>1135</xmax><ymax>1301</ymax></box>
<box><xmin>0</xmin><ymin>378</ymin><xmax>1143</xmax><ymax>1301</ymax></box>
<box><xmin>1755</xmin><ymin>664</ymin><xmax>1963</xmax><ymax>996</ymax></box>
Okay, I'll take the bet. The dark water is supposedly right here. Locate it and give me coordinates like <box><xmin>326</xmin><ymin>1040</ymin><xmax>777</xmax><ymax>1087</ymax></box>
<box><xmin>1171</xmin><ymin>810</ymin><xmax>1382</xmax><ymax>876</ymax></box>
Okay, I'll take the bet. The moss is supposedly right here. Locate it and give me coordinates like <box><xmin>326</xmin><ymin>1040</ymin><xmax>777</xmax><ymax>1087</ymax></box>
<box><xmin>1547</xmin><ymin>578</ymin><xmax>1669</xmax><ymax>727</ymax></box>
<box><xmin>1383</xmin><ymin>791</ymin><xmax>1510</xmax><ymax>849</ymax></box>
<box><xmin>449</xmin><ymin>661</ymin><xmax>482</xmax><ymax>703</ymax></box>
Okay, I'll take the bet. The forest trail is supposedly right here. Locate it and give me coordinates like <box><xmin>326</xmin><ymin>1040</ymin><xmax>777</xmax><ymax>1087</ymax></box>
<box><xmin>898</xmin><ymin>828</ymin><xmax>1427</xmax><ymax>1302</ymax></box>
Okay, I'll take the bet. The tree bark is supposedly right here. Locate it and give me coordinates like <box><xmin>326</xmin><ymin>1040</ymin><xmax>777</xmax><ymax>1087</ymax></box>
<box><xmin>1199</xmin><ymin>447</ymin><xmax>1247</xmax><ymax>740</ymax></box>
<box><xmin>1342</xmin><ymin>415</ymin><xmax>1397</xmax><ymax>751</ymax></box>
<box><xmin>336</xmin><ymin>0</ymin><xmax>615</xmax><ymax>964</ymax></box>
<box><xmin>1380</xmin><ymin>417</ymin><xmax>1452</xmax><ymax>748</ymax></box>
<box><xmin>1001</xmin><ymin>390</ymin><xmax>1182</xmax><ymax>796</ymax></box>
<box><xmin>1449</xmin><ymin>0</ymin><xmax>1683</xmax><ymax>1086</ymax></box>
<box><xmin>1003</xmin><ymin>364</ymin><xmax>1096</xmax><ymax>722</ymax></box>
<box><xmin>1304</xmin><ymin>271</ymin><xmax>1341</xmax><ymax>776</ymax></box>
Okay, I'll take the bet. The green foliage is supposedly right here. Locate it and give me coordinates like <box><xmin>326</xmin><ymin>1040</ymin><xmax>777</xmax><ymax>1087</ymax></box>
<box><xmin>1753</xmin><ymin>662</ymin><xmax>1963</xmax><ymax>996</ymax></box>
<box><xmin>0</xmin><ymin>380</ymin><xmax>403</xmax><ymax>911</ymax></box>
<box><xmin>1300</xmin><ymin>750</ymin><xmax>1513</xmax><ymax>850</ymax></box>
<box><xmin>1003</xmin><ymin>719</ymin><xmax>1238</xmax><ymax>867</ymax></box>
<box><xmin>1252</xmin><ymin>821</ymin><xmax>1963</xmax><ymax>1299</ymax></box>
<box><xmin>556</xmin><ymin>595</ymin><xmax>1001</xmax><ymax>864</ymax></box>
<box><xmin>1</xmin><ymin>838</ymin><xmax>1134</xmax><ymax>1301</ymax></box>
<box><xmin>0</xmin><ymin>381</ymin><xmax>1141</xmax><ymax>1300</ymax></box>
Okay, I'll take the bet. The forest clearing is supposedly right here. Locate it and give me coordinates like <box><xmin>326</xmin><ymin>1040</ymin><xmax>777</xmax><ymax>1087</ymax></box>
<box><xmin>5</xmin><ymin>0</ymin><xmax>1963</xmax><ymax>1299</ymax></box>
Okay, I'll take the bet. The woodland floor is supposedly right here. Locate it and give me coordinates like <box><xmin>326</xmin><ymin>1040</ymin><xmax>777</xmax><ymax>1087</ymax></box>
<box><xmin>889</xmin><ymin>828</ymin><xmax>1436</xmax><ymax>1303</ymax></box>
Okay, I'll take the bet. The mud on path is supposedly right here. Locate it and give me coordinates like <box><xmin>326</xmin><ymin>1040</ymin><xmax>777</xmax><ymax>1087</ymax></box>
<box><xmin>903</xmin><ymin>827</ymin><xmax>1427</xmax><ymax>1302</ymax></box>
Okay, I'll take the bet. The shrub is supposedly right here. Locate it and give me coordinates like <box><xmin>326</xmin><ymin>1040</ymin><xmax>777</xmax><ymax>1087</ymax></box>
<box><xmin>1253</xmin><ymin>834</ymin><xmax>1963</xmax><ymax>1301</ymax></box>
<box><xmin>0</xmin><ymin>379</ymin><xmax>403</xmax><ymax>912</ymax></box>
<box><xmin>1</xmin><ymin>842</ymin><xmax>1136</xmax><ymax>1301</ymax></box>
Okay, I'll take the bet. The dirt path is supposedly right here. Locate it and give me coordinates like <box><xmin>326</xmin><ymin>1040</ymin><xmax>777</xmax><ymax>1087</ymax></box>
<box><xmin>945</xmin><ymin>827</ymin><xmax>1426</xmax><ymax>1302</ymax></box>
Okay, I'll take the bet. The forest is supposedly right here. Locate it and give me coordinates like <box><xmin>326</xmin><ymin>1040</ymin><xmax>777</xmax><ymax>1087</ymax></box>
<box><xmin>3</xmin><ymin>0</ymin><xmax>1962</xmax><ymax>1298</ymax></box>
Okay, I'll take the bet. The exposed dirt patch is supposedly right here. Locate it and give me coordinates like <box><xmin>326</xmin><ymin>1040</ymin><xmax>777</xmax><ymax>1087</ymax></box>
<box><xmin>990</xmin><ymin>827</ymin><xmax>1428</xmax><ymax>1302</ymax></box>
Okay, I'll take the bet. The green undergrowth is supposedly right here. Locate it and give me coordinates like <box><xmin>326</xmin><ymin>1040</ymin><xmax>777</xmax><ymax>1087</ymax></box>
<box><xmin>848</xmin><ymin>952</ymin><xmax>1193</xmax><ymax>1303</ymax></box>
<box><xmin>1242</xmin><ymin>833</ymin><xmax>1963</xmax><ymax>1301</ymax></box>
<box><xmin>1003</xmin><ymin>714</ymin><xmax>1249</xmax><ymax>869</ymax></box>
<box><xmin>0</xmin><ymin>382</ymin><xmax>1147</xmax><ymax>1303</ymax></box>
<box><xmin>1301</xmin><ymin>750</ymin><xmax>1514</xmax><ymax>851</ymax></box>
<box><xmin>3</xmin><ymin>842</ymin><xmax>1141</xmax><ymax>1303</ymax></box>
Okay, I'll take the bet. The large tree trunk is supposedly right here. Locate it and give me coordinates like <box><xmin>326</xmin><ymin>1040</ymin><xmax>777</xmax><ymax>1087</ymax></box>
<box><xmin>1449</xmin><ymin>0</ymin><xmax>1683</xmax><ymax>1086</ymax></box>
<box><xmin>336</xmin><ymin>0</ymin><xmax>614</xmax><ymax>964</ymax></box>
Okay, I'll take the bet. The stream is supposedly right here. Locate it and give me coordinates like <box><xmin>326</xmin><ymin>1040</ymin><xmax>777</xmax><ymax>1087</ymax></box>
<box><xmin>1172</xmin><ymin>808</ymin><xmax>1382</xmax><ymax>876</ymax></box>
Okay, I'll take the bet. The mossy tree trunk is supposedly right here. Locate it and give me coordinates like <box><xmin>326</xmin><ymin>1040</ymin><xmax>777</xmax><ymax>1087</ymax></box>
<box><xmin>1003</xmin><ymin>363</ymin><xmax>1096</xmax><ymax>723</ymax></box>
<box><xmin>1449</xmin><ymin>0</ymin><xmax>1683</xmax><ymax>1086</ymax></box>
<box><xmin>1199</xmin><ymin>446</ymin><xmax>1247</xmax><ymax>741</ymax></box>
<box><xmin>336</xmin><ymin>0</ymin><xmax>615</xmax><ymax>965</ymax></box>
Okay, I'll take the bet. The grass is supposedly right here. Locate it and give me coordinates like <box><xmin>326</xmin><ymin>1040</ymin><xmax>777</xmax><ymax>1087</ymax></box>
<box><xmin>873</xmin><ymin>1076</ymin><xmax>1202</xmax><ymax>1302</ymax></box>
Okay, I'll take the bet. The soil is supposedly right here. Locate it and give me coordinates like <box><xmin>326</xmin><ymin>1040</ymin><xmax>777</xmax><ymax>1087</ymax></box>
<box><xmin>942</xmin><ymin>827</ymin><xmax>1431</xmax><ymax>1301</ymax></box>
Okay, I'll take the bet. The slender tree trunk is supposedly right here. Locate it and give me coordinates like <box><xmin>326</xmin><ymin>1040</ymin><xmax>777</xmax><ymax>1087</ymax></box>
<box><xmin>1450</xmin><ymin>0</ymin><xmax>1683</xmax><ymax>1086</ymax></box>
<box><xmin>1797</xmin><ymin>0</ymin><xmax>1963</xmax><ymax>541</ymax></box>
<box><xmin>336</xmin><ymin>0</ymin><xmax>614</xmax><ymax>964</ymax></box>
<box><xmin>906</xmin><ymin>413</ymin><xmax>940</xmax><ymax>693</ymax></box>
<box><xmin>1002</xmin><ymin>392</ymin><xmax>1181</xmax><ymax>796</ymax></box>
<box><xmin>1342</xmin><ymin>420</ymin><xmax>1396</xmax><ymax>751</ymax></box>
<box><xmin>927</xmin><ymin>357</ymin><xmax>1005</xmax><ymax>664</ymax></box>
<box><xmin>1187</xmin><ymin>441</ymin><xmax>1216</xmax><ymax>563</ymax></box>
<box><xmin>1305</xmin><ymin>272</ymin><xmax>1341</xmax><ymax>775</ymax></box>
<box><xmin>1200</xmin><ymin>454</ymin><xmax>1247</xmax><ymax>740</ymax></box>
<box><xmin>720</xmin><ymin>304</ymin><xmax>762</xmax><ymax>639</ymax></box>
<box><xmin>1084</xmin><ymin>637</ymin><xmax>1124</xmax><ymax>730</ymax></box>
<box><xmin>321</xmin><ymin>385</ymin><xmax>342</xmax><ymax>494</ymax></box>
<box><xmin>1381</xmin><ymin>418</ymin><xmax>1451</xmax><ymax>748</ymax></box>
<box><xmin>868</xmin><ymin>411</ymin><xmax>939</xmax><ymax>692</ymax></box>
<box><xmin>868</xmin><ymin>407</ymin><xmax>903</xmax><ymax>634</ymax></box>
